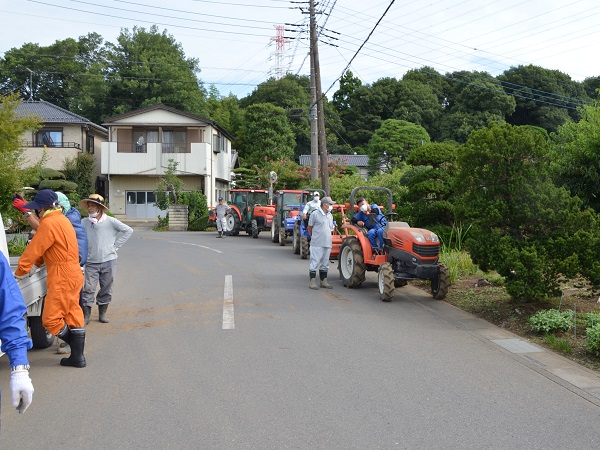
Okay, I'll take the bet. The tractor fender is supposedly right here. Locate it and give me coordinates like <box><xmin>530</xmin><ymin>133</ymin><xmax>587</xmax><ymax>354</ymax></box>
<box><xmin>341</xmin><ymin>224</ymin><xmax>374</xmax><ymax>260</ymax></box>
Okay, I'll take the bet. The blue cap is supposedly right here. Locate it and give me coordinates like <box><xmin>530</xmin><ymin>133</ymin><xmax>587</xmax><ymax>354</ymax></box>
<box><xmin>23</xmin><ymin>189</ymin><xmax>58</xmax><ymax>210</ymax></box>
<box><xmin>218</xmin><ymin>197</ymin><xmax>223</xmax><ymax>201</ymax></box>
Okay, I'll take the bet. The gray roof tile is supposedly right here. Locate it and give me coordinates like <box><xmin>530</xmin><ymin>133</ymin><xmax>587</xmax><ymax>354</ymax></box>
<box><xmin>15</xmin><ymin>100</ymin><xmax>106</xmax><ymax>132</ymax></box>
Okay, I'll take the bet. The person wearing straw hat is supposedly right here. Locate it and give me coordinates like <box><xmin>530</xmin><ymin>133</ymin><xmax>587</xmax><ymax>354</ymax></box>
<box><xmin>14</xmin><ymin>189</ymin><xmax>87</xmax><ymax>368</ymax></box>
<box><xmin>79</xmin><ymin>194</ymin><xmax>133</xmax><ymax>325</ymax></box>
<box><xmin>307</xmin><ymin>196</ymin><xmax>335</xmax><ymax>289</ymax></box>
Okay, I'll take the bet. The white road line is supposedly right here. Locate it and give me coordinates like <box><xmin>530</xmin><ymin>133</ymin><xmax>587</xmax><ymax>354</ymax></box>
<box><xmin>168</xmin><ymin>241</ymin><xmax>222</xmax><ymax>253</ymax></box>
<box><xmin>222</xmin><ymin>275</ymin><xmax>234</xmax><ymax>330</ymax></box>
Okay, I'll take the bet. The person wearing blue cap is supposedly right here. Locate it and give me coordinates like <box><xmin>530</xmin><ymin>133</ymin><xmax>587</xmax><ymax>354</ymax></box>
<box><xmin>14</xmin><ymin>189</ymin><xmax>87</xmax><ymax>368</ymax></box>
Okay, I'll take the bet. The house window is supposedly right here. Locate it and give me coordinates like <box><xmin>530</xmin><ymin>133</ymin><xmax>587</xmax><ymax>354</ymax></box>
<box><xmin>212</xmin><ymin>134</ymin><xmax>226</xmax><ymax>153</ymax></box>
<box><xmin>163</xmin><ymin>129</ymin><xmax>188</xmax><ymax>153</ymax></box>
<box><xmin>132</xmin><ymin>128</ymin><xmax>158</xmax><ymax>153</ymax></box>
<box><xmin>36</xmin><ymin>128</ymin><xmax>63</xmax><ymax>147</ymax></box>
<box><xmin>87</xmin><ymin>135</ymin><xmax>95</xmax><ymax>153</ymax></box>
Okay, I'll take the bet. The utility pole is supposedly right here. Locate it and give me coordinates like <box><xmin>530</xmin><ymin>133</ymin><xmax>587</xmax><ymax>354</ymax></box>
<box><xmin>308</xmin><ymin>13</ymin><xmax>318</xmax><ymax>181</ymax></box>
<box><xmin>26</xmin><ymin>68</ymin><xmax>34</xmax><ymax>100</ymax></box>
<box><xmin>309</xmin><ymin>0</ymin><xmax>330</xmax><ymax>195</ymax></box>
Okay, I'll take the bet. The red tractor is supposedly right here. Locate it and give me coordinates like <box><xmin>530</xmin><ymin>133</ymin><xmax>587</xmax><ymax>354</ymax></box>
<box><xmin>223</xmin><ymin>189</ymin><xmax>275</xmax><ymax>238</ymax></box>
<box><xmin>338</xmin><ymin>186</ymin><xmax>450</xmax><ymax>302</ymax></box>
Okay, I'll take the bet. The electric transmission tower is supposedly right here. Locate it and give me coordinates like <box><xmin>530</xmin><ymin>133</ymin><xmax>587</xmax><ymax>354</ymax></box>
<box><xmin>270</xmin><ymin>25</ymin><xmax>290</xmax><ymax>80</ymax></box>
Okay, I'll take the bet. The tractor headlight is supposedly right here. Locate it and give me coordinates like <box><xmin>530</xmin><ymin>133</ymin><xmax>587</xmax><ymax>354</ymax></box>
<box><xmin>410</xmin><ymin>231</ymin><xmax>426</xmax><ymax>243</ymax></box>
<box><xmin>431</xmin><ymin>233</ymin><xmax>439</xmax><ymax>243</ymax></box>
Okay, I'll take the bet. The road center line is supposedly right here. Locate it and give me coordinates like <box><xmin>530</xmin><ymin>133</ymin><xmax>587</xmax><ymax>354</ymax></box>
<box><xmin>168</xmin><ymin>241</ymin><xmax>222</xmax><ymax>253</ymax></box>
<box><xmin>222</xmin><ymin>275</ymin><xmax>234</xmax><ymax>330</ymax></box>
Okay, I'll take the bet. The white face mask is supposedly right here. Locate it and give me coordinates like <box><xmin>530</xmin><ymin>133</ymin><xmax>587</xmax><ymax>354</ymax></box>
<box><xmin>328</xmin><ymin>205</ymin><xmax>333</xmax><ymax>213</ymax></box>
<box><xmin>89</xmin><ymin>211</ymin><xmax>99</xmax><ymax>218</ymax></box>
<box><xmin>360</xmin><ymin>204</ymin><xmax>368</xmax><ymax>212</ymax></box>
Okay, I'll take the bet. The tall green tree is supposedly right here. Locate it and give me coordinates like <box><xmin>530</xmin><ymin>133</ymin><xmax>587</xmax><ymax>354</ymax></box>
<box><xmin>455</xmin><ymin>123</ymin><xmax>600</xmax><ymax>301</ymax></box>
<box><xmin>498</xmin><ymin>65</ymin><xmax>589</xmax><ymax>132</ymax></box>
<box><xmin>106</xmin><ymin>26</ymin><xmax>208</xmax><ymax>118</ymax></box>
<box><xmin>237</xmin><ymin>103</ymin><xmax>295</xmax><ymax>166</ymax></box>
<box><xmin>0</xmin><ymin>93</ymin><xmax>42</xmax><ymax>216</ymax></box>
<box><xmin>437</xmin><ymin>71</ymin><xmax>515</xmax><ymax>142</ymax></box>
<box><xmin>402</xmin><ymin>142</ymin><xmax>459</xmax><ymax>226</ymax></box>
<box><xmin>0</xmin><ymin>35</ymin><xmax>104</xmax><ymax>112</ymax></box>
<box><xmin>367</xmin><ymin>119</ymin><xmax>430</xmax><ymax>172</ymax></box>
<box><xmin>551</xmin><ymin>102</ymin><xmax>600</xmax><ymax>212</ymax></box>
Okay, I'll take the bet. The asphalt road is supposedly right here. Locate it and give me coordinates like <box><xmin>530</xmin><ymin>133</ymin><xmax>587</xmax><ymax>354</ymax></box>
<box><xmin>2</xmin><ymin>229</ymin><xmax>600</xmax><ymax>449</ymax></box>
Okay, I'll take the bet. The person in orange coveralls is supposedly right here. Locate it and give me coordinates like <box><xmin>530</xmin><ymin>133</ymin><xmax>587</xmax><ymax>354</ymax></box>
<box><xmin>14</xmin><ymin>189</ymin><xmax>86</xmax><ymax>368</ymax></box>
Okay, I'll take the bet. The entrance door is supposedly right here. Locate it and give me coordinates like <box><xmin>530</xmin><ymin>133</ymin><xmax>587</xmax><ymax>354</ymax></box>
<box><xmin>125</xmin><ymin>191</ymin><xmax>162</xmax><ymax>219</ymax></box>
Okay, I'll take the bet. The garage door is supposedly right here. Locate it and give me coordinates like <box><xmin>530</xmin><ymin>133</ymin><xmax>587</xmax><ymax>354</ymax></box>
<box><xmin>125</xmin><ymin>191</ymin><xmax>163</xmax><ymax>219</ymax></box>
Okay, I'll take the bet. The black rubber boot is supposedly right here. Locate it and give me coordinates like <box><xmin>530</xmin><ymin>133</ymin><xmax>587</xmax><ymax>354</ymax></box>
<box><xmin>309</xmin><ymin>270</ymin><xmax>318</xmax><ymax>290</ymax></box>
<box><xmin>57</xmin><ymin>323</ymin><xmax>71</xmax><ymax>345</ymax></box>
<box><xmin>60</xmin><ymin>328</ymin><xmax>86</xmax><ymax>368</ymax></box>
<box><xmin>217</xmin><ymin>231</ymin><xmax>222</xmax><ymax>238</ymax></box>
<box><xmin>98</xmin><ymin>304</ymin><xmax>109</xmax><ymax>323</ymax></box>
<box><xmin>83</xmin><ymin>306</ymin><xmax>91</xmax><ymax>325</ymax></box>
<box><xmin>319</xmin><ymin>270</ymin><xmax>333</xmax><ymax>289</ymax></box>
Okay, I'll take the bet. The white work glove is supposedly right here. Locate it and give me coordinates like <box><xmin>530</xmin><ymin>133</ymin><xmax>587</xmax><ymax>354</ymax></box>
<box><xmin>10</xmin><ymin>370</ymin><xmax>34</xmax><ymax>414</ymax></box>
<box><xmin>29</xmin><ymin>265</ymin><xmax>40</xmax><ymax>277</ymax></box>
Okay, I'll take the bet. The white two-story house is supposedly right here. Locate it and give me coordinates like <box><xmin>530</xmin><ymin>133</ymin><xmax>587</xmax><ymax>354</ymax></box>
<box><xmin>15</xmin><ymin>100</ymin><xmax>107</xmax><ymax>178</ymax></box>
<box><xmin>100</xmin><ymin>104</ymin><xmax>236</xmax><ymax>220</ymax></box>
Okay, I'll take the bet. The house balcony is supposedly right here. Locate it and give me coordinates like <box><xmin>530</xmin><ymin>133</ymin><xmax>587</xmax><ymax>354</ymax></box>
<box><xmin>101</xmin><ymin>141</ymin><xmax>214</xmax><ymax>176</ymax></box>
<box><xmin>20</xmin><ymin>143</ymin><xmax>83</xmax><ymax>170</ymax></box>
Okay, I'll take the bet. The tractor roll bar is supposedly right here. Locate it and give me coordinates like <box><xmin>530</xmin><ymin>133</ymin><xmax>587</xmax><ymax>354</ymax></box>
<box><xmin>348</xmin><ymin>186</ymin><xmax>394</xmax><ymax>220</ymax></box>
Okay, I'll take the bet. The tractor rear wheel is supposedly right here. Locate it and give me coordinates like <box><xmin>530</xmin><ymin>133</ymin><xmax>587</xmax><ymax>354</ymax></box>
<box><xmin>224</xmin><ymin>211</ymin><xmax>240</xmax><ymax>236</ymax></box>
<box><xmin>271</xmin><ymin>221</ymin><xmax>279</xmax><ymax>243</ymax></box>
<box><xmin>338</xmin><ymin>237</ymin><xmax>366</xmax><ymax>288</ymax></box>
<box><xmin>300</xmin><ymin>235</ymin><xmax>310</xmax><ymax>259</ymax></box>
<box><xmin>252</xmin><ymin>219</ymin><xmax>259</xmax><ymax>238</ymax></box>
<box><xmin>292</xmin><ymin>223</ymin><xmax>300</xmax><ymax>254</ymax></box>
<box><xmin>378</xmin><ymin>262</ymin><xmax>395</xmax><ymax>302</ymax></box>
<box><xmin>431</xmin><ymin>263</ymin><xmax>450</xmax><ymax>300</ymax></box>
<box><xmin>279</xmin><ymin>225</ymin><xmax>287</xmax><ymax>246</ymax></box>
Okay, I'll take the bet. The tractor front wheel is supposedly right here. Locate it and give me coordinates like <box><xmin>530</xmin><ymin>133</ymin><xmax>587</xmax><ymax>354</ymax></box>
<box><xmin>300</xmin><ymin>235</ymin><xmax>310</xmax><ymax>259</ymax></box>
<box><xmin>271</xmin><ymin>221</ymin><xmax>279</xmax><ymax>243</ymax></box>
<box><xmin>431</xmin><ymin>263</ymin><xmax>450</xmax><ymax>300</ymax></box>
<box><xmin>378</xmin><ymin>262</ymin><xmax>395</xmax><ymax>302</ymax></box>
<box><xmin>224</xmin><ymin>211</ymin><xmax>241</xmax><ymax>236</ymax></box>
<box><xmin>292</xmin><ymin>223</ymin><xmax>300</xmax><ymax>254</ymax></box>
<box><xmin>252</xmin><ymin>219</ymin><xmax>259</xmax><ymax>238</ymax></box>
<box><xmin>338</xmin><ymin>237</ymin><xmax>366</xmax><ymax>288</ymax></box>
<box><xmin>279</xmin><ymin>225</ymin><xmax>287</xmax><ymax>246</ymax></box>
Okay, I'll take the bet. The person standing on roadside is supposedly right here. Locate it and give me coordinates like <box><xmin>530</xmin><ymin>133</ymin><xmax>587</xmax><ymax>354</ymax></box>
<box><xmin>14</xmin><ymin>190</ymin><xmax>86</xmax><ymax>368</ymax></box>
<box><xmin>0</xmin><ymin>219</ymin><xmax>34</xmax><ymax>414</ymax></box>
<box><xmin>215</xmin><ymin>197</ymin><xmax>228</xmax><ymax>238</ymax></box>
<box><xmin>80</xmin><ymin>194</ymin><xmax>132</xmax><ymax>325</ymax></box>
<box><xmin>307</xmin><ymin>196</ymin><xmax>335</xmax><ymax>290</ymax></box>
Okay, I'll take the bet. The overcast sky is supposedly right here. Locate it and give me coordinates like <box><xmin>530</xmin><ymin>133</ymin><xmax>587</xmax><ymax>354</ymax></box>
<box><xmin>2</xmin><ymin>0</ymin><xmax>599</xmax><ymax>99</ymax></box>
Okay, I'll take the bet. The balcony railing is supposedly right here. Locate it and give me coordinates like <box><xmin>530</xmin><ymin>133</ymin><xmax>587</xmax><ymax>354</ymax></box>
<box><xmin>162</xmin><ymin>143</ymin><xmax>190</xmax><ymax>153</ymax></box>
<box><xmin>114</xmin><ymin>142</ymin><xmax>190</xmax><ymax>153</ymax></box>
<box><xmin>26</xmin><ymin>141</ymin><xmax>81</xmax><ymax>150</ymax></box>
<box><xmin>117</xmin><ymin>142</ymin><xmax>147</xmax><ymax>153</ymax></box>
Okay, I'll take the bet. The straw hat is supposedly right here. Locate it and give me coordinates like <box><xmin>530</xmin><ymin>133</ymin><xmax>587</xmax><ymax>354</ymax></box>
<box><xmin>78</xmin><ymin>194</ymin><xmax>108</xmax><ymax>211</ymax></box>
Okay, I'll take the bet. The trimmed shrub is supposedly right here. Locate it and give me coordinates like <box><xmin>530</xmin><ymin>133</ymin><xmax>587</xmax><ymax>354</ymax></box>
<box><xmin>528</xmin><ymin>309</ymin><xmax>573</xmax><ymax>334</ymax></box>
<box><xmin>586</xmin><ymin>324</ymin><xmax>600</xmax><ymax>357</ymax></box>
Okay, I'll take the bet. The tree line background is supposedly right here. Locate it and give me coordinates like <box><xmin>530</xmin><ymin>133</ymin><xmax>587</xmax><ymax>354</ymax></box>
<box><xmin>2</xmin><ymin>26</ymin><xmax>600</xmax><ymax>301</ymax></box>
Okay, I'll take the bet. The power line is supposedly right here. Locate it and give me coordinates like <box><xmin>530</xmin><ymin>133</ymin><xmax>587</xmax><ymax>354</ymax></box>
<box><xmin>322</xmin><ymin>0</ymin><xmax>393</xmax><ymax>97</ymax></box>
